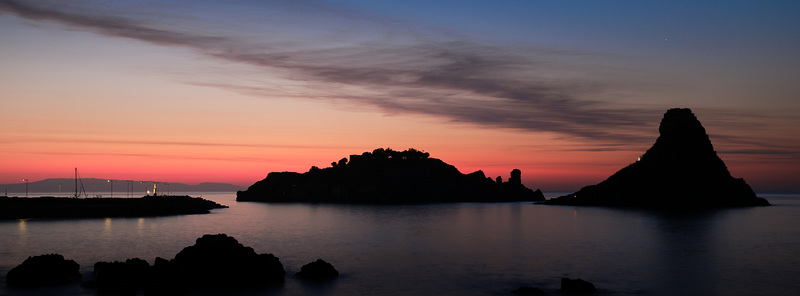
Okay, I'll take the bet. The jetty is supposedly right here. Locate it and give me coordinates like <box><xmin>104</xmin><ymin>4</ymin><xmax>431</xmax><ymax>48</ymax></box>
<box><xmin>0</xmin><ymin>195</ymin><xmax>227</xmax><ymax>219</ymax></box>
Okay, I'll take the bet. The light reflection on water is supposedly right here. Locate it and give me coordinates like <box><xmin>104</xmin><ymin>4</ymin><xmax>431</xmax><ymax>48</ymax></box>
<box><xmin>0</xmin><ymin>193</ymin><xmax>798</xmax><ymax>295</ymax></box>
<box><xmin>103</xmin><ymin>217</ymin><xmax>112</xmax><ymax>237</ymax></box>
<box><xmin>17</xmin><ymin>219</ymin><xmax>26</xmax><ymax>236</ymax></box>
<box><xmin>16</xmin><ymin>219</ymin><xmax>27</xmax><ymax>252</ymax></box>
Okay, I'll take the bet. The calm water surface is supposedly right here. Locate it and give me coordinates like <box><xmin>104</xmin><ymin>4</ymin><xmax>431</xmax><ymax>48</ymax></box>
<box><xmin>1</xmin><ymin>193</ymin><xmax>798</xmax><ymax>295</ymax></box>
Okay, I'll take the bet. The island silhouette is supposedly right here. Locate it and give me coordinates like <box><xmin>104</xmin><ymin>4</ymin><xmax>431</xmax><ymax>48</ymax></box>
<box><xmin>545</xmin><ymin>108</ymin><xmax>769</xmax><ymax>208</ymax></box>
<box><xmin>237</xmin><ymin>148</ymin><xmax>545</xmax><ymax>203</ymax></box>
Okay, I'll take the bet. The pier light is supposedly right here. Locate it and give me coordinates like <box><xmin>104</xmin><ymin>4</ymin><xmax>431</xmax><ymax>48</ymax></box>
<box><xmin>108</xmin><ymin>180</ymin><xmax>113</xmax><ymax>198</ymax></box>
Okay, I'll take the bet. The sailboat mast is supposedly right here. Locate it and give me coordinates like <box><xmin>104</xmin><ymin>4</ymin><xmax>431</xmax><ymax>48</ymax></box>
<box><xmin>74</xmin><ymin>168</ymin><xmax>78</xmax><ymax>198</ymax></box>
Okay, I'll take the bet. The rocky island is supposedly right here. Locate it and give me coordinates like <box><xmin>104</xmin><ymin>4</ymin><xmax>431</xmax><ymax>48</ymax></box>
<box><xmin>545</xmin><ymin>108</ymin><xmax>769</xmax><ymax>208</ymax></box>
<box><xmin>237</xmin><ymin>148</ymin><xmax>545</xmax><ymax>203</ymax></box>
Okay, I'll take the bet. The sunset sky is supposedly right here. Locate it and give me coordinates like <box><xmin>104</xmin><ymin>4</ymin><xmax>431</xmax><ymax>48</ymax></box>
<box><xmin>2</xmin><ymin>0</ymin><xmax>799</xmax><ymax>192</ymax></box>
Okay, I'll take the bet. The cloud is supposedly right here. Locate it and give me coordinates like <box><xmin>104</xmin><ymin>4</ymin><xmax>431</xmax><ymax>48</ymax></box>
<box><xmin>1</xmin><ymin>0</ymin><xmax>661</xmax><ymax>143</ymax></box>
<box><xmin>26</xmin><ymin>150</ymin><xmax>276</xmax><ymax>163</ymax></box>
<box><xmin>0</xmin><ymin>0</ymin><xmax>228</xmax><ymax>47</ymax></box>
<box><xmin>15</xmin><ymin>137</ymin><xmax>360</xmax><ymax>151</ymax></box>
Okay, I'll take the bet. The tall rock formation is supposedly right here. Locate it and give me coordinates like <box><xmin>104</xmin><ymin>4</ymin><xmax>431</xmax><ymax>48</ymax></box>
<box><xmin>545</xmin><ymin>108</ymin><xmax>769</xmax><ymax>208</ymax></box>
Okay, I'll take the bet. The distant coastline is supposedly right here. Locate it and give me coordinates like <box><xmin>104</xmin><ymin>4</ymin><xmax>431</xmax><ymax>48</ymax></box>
<box><xmin>1</xmin><ymin>178</ymin><xmax>244</xmax><ymax>197</ymax></box>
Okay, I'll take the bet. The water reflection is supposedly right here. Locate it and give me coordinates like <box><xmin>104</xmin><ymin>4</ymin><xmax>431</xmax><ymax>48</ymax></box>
<box><xmin>103</xmin><ymin>217</ymin><xmax>112</xmax><ymax>237</ymax></box>
<box><xmin>17</xmin><ymin>219</ymin><xmax>28</xmax><ymax>249</ymax></box>
<box><xmin>650</xmin><ymin>211</ymin><xmax>721</xmax><ymax>296</ymax></box>
<box><xmin>0</xmin><ymin>194</ymin><xmax>796</xmax><ymax>296</ymax></box>
<box><xmin>17</xmin><ymin>219</ymin><xmax>27</xmax><ymax>235</ymax></box>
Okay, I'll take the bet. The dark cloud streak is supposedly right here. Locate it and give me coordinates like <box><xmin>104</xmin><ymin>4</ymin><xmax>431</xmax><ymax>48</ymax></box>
<box><xmin>1</xmin><ymin>0</ymin><xmax>658</xmax><ymax>143</ymax></box>
<box><xmin>0</xmin><ymin>0</ymin><xmax>228</xmax><ymax>48</ymax></box>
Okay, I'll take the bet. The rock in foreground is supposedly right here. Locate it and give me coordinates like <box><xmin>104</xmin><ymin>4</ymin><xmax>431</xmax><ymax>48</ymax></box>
<box><xmin>6</xmin><ymin>254</ymin><xmax>82</xmax><ymax>288</ymax></box>
<box><xmin>82</xmin><ymin>234</ymin><xmax>285</xmax><ymax>293</ymax></box>
<box><xmin>545</xmin><ymin>108</ymin><xmax>769</xmax><ymax>208</ymax></box>
<box><xmin>295</xmin><ymin>259</ymin><xmax>339</xmax><ymax>280</ymax></box>
<box><xmin>511</xmin><ymin>286</ymin><xmax>546</xmax><ymax>294</ymax></box>
<box><xmin>237</xmin><ymin>148</ymin><xmax>544</xmax><ymax>203</ymax></box>
<box><xmin>561</xmin><ymin>278</ymin><xmax>597</xmax><ymax>293</ymax></box>
<box><xmin>170</xmin><ymin>233</ymin><xmax>286</xmax><ymax>287</ymax></box>
<box><xmin>83</xmin><ymin>258</ymin><xmax>151</xmax><ymax>293</ymax></box>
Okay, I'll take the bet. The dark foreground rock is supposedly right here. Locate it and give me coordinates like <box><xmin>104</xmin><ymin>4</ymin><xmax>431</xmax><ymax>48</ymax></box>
<box><xmin>295</xmin><ymin>259</ymin><xmax>339</xmax><ymax>280</ymax></box>
<box><xmin>510</xmin><ymin>286</ymin><xmax>546</xmax><ymax>294</ymax></box>
<box><xmin>545</xmin><ymin>108</ymin><xmax>769</xmax><ymax>208</ymax></box>
<box><xmin>6</xmin><ymin>254</ymin><xmax>82</xmax><ymax>288</ymax></box>
<box><xmin>170</xmin><ymin>233</ymin><xmax>285</xmax><ymax>288</ymax></box>
<box><xmin>561</xmin><ymin>278</ymin><xmax>597</xmax><ymax>293</ymax></box>
<box><xmin>0</xmin><ymin>195</ymin><xmax>228</xmax><ymax>219</ymax></box>
<box><xmin>82</xmin><ymin>234</ymin><xmax>285</xmax><ymax>294</ymax></box>
<box><xmin>81</xmin><ymin>258</ymin><xmax>151</xmax><ymax>293</ymax></box>
<box><xmin>237</xmin><ymin>148</ymin><xmax>545</xmax><ymax>203</ymax></box>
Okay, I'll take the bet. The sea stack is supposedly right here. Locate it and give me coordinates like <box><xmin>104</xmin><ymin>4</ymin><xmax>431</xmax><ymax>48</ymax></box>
<box><xmin>545</xmin><ymin>108</ymin><xmax>769</xmax><ymax>208</ymax></box>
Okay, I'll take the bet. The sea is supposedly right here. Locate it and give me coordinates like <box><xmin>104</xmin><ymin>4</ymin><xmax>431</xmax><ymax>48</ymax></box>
<box><xmin>0</xmin><ymin>192</ymin><xmax>798</xmax><ymax>296</ymax></box>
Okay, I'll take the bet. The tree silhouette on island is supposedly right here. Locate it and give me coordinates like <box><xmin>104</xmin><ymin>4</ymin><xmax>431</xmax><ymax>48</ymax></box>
<box><xmin>237</xmin><ymin>148</ymin><xmax>545</xmax><ymax>203</ymax></box>
<box><xmin>545</xmin><ymin>108</ymin><xmax>769</xmax><ymax>208</ymax></box>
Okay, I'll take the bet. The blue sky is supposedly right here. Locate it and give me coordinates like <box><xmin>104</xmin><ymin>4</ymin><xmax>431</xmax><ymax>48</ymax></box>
<box><xmin>1</xmin><ymin>0</ymin><xmax>799</xmax><ymax>191</ymax></box>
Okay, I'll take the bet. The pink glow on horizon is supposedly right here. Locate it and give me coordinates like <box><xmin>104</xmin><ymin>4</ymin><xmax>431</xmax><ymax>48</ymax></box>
<box><xmin>6</xmin><ymin>140</ymin><xmax>793</xmax><ymax>192</ymax></box>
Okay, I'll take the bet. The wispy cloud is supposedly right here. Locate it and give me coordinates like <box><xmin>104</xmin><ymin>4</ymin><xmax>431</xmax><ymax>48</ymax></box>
<box><xmin>10</xmin><ymin>137</ymin><xmax>361</xmax><ymax>153</ymax></box>
<box><xmin>1</xmin><ymin>0</ymin><xmax>663</xmax><ymax>143</ymax></box>
<box><xmin>25</xmin><ymin>150</ymin><xmax>278</xmax><ymax>163</ymax></box>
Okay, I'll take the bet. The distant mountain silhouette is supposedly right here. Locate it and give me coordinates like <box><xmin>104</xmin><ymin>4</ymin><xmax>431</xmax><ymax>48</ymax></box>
<box><xmin>237</xmin><ymin>148</ymin><xmax>545</xmax><ymax>203</ymax></box>
<box><xmin>545</xmin><ymin>108</ymin><xmax>769</xmax><ymax>208</ymax></box>
<box><xmin>0</xmin><ymin>178</ymin><xmax>244</xmax><ymax>196</ymax></box>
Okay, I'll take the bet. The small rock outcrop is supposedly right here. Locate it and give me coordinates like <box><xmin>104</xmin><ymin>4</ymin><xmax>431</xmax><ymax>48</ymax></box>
<box><xmin>81</xmin><ymin>258</ymin><xmax>151</xmax><ymax>293</ymax></box>
<box><xmin>511</xmin><ymin>286</ymin><xmax>546</xmax><ymax>294</ymax></box>
<box><xmin>6</xmin><ymin>254</ymin><xmax>82</xmax><ymax>288</ymax></box>
<box><xmin>295</xmin><ymin>259</ymin><xmax>339</xmax><ymax>280</ymax></box>
<box><xmin>237</xmin><ymin>148</ymin><xmax>545</xmax><ymax>203</ymax></box>
<box><xmin>545</xmin><ymin>108</ymin><xmax>769</xmax><ymax>208</ymax></box>
<box><xmin>561</xmin><ymin>278</ymin><xmax>597</xmax><ymax>293</ymax></box>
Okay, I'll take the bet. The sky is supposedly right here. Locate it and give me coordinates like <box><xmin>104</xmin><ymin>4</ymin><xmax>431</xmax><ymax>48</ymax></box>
<box><xmin>1</xmin><ymin>0</ymin><xmax>799</xmax><ymax>192</ymax></box>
